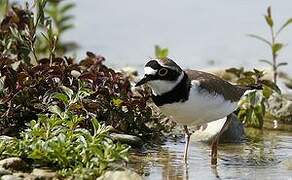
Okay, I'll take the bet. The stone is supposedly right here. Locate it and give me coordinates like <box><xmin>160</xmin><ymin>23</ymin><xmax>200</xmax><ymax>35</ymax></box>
<box><xmin>206</xmin><ymin>68</ymin><xmax>237</xmax><ymax>82</ymax></box>
<box><xmin>0</xmin><ymin>158</ymin><xmax>27</xmax><ymax>171</ymax></box>
<box><xmin>12</xmin><ymin>172</ymin><xmax>33</xmax><ymax>179</ymax></box>
<box><xmin>0</xmin><ymin>168</ymin><xmax>12</xmax><ymax>176</ymax></box>
<box><xmin>70</xmin><ymin>70</ymin><xmax>81</xmax><ymax>78</ymax></box>
<box><xmin>96</xmin><ymin>170</ymin><xmax>142</xmax><ymax>180</ymax></box>
<box><xmin>266</xmin><ymin>93</ymin><xmax>292</xmax><ymax>123</ymax></box>
<box><xmin>1</xmin><ymin>175</ymin><xmax>22</xmax><ymax>180</ymax></box>
<box><xmin>0</xmin><ymin>136</ymin><xmax>14</xmax><ymax>141</ymax></box>
<box><xmin>191</xmin><ymin>113</ymin><xmax>245</xmax><ymax>143</ymax></box>
<box><xmin>31</xmin><ymin>168</ymin><xmax>57</xmax><ymax>180</ymax></box>
<box><xmin>110</xmin><ymin>133</ymin><xmax>143</xmax><ymax>147</ymax></box>
<box><xmin>220</xmin><ymin>114</ymin><xmax>245</xmax><ymax>143</ymax></box>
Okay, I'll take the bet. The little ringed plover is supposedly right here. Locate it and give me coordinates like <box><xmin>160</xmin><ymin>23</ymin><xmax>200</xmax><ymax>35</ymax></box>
<box><xmin>136</xmin><ymin>58</ymin><xmax>261</xmax><ymax>165</ymax></box>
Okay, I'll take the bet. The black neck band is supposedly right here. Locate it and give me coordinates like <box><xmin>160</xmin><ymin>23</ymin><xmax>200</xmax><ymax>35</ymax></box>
<box><xmin>152</xmin><ymin>72</ymin><xmax>191</xmax><ymax>106</ymax></box>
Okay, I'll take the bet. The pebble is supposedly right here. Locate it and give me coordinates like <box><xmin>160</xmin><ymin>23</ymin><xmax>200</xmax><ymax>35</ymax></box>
<box><xmin>1</xmin><ymin>175</ymin><xmax>22</xmax><ymax>180</ymax></box>
<box><xmin>0</xmin><ymin>136</ymin><xmax>13</xmax><ymax>141</ymax></box>
<box><xmin>110</xmin><ymin>133</ymin><xmax>143</xmax><ymax>147</ymax></box>
<box><xmin>192</xmin><ymin>113</ymin><xmax>245</xmax><ymax>143</ymax></box>
<box><xmin>96</xmin><ymin>170</ymin><xmax>142</xmax><ymax>180</ymax></box>
<box><xmin>0</xmin><ymin>168</ymin><xmax>12</xmax><ymax>176</ymax></box>
<box><xmin>0</xmin><ymin>158</ymin><xmax>27</xmax><ymax>171</ymax></box>
<box><xmin>31</xmin><ymin>168</ymin><xmax>57</xmax><ymax>180</ymax></box>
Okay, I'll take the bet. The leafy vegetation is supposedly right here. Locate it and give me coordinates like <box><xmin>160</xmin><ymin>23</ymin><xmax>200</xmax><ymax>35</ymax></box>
<box><xmin>0</xmin><ymin>1</ymin><xmax>170</xmax><ymax>178</ymax></box>
<box><xmin>248</xmin><ymin>6</ymin><xmax>292</xmax><ymax>84</ymax></box>
<box><xmin>0</xmin><ymin>1</ymin><xmax>166</xmax><ymax>139</ymax></box>
<box><xmin>155</xmin><ymin>45</ymin><xmax>169</xmax><ymax>59</ymax></box>
<box><xmin>0</xmin><ymin>0</ymin><xmax>76</xmax><ymax>66</ymax></box>
<box><xmin>36</xmin><ymin>0</ymin><xmax>77</xmax><ymax>56</ymax></box>
<box><xmin>0</xmin><ymin>0</ymin><xmax>9</xmax><ymax>18</ymax></box>
<box><xmin>225</xmin><ymin>6</ymin><xmax>292</xmax><ymax>128</ymax></box>
<box><xmin>0</xmin><ymin>111</ymin><xmax>129</xmax><ymax>178</ymax></box>
<box><xmin>0</xmin><ymin>51</ymin><xmax>166</xmax><ymax>138</ymax></box>
<box><xmin>226</xmin><ymin>68</ymin><xmax>280</xmax><ymax>128</ymax></box>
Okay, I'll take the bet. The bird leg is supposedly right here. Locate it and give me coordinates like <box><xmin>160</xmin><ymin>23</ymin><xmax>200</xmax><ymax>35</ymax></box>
<box><xmin>211</xmin><ymin>116</ymin><xmax>232</xmax><ymax>165</ymax></box>
<box><xmin>183</xmin><ymin>125</ymin><xmax>192</xmax><ymax>162</ymax></box>
<box><xmin>211</xmin><ymin>134</ymin><xmax>219</xmax><ymax>165</ymax></box>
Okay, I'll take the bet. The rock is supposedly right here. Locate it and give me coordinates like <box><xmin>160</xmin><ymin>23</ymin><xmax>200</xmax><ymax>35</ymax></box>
<box><xmin>0</xmin><ymin>158</ymin><xmax>27</xmax><ymax>171</ymax></box>
<box><xmin>278</xmin><ymin>71</ymin><xmax>292</xmax><ymax>90</ymax></box>
<box><xmin>12</xmin><ymin>172</ymin><xmax>33</xmax><ymax>179</ymax></box>
<box><xmin>110</xmin><ymin>133</ymin><xmax>143</xmax><ymax>147</ymax></box>
<box><xmin>0</xmin><ymin>168</ymin><xmax>12</xmax><ymax>176</ymax></box>
<box><xmin>192</xmin><ymin>118</ymin><xmax>226</xmax><ymax>142</ymax></box>
<box><xmin>96</xmin><ymin>170</ymin><xmax>142</xmax><ymax>180</ymax></box>
<box><xmin>70</xmin><ymin>70</ymin><xmax>81</xmax><ymax>78</ymax></box>
<box><xmin>0</xmin><ymin>136</ymin><xmax>13</xmax><ymax>141</ymax></box>
<box><xmin>205</xmin><ymin>68</ymin><xmax>237</xmax><ymax>82</ymax></box>
<box><xmin>206</xmin><ymin>67</ymin><xmax>275</xmax><ymax>83</ymax></box>
<box><xmin>1</xmin><ymin>175</ymin><xmax>22</xmax><ymax>180</ymax></box>
<box><xmin>31</xmin><ymin>168</ymin><xmax>57</xmax><ymax>180</ymax></box>
<box><xmin>192</xmin><ymin>113</ymin><xmax>245</xmax><ymax>143</ymax></box>
<box><xmin>266</xmin><ymin>93</ymin><xmax>292</xmax><ymax>123</ymax></box>
<box><xmin>220</xmin><ymin>114</ymin><xmax>245</xmax><ymax>143</ymax></box>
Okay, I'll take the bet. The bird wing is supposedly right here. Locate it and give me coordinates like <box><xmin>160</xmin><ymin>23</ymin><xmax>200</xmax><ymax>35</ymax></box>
<box><xmin>185</xmin><ymin>69</ymin><xmax>246</xmax><ymax>102</ymax></box>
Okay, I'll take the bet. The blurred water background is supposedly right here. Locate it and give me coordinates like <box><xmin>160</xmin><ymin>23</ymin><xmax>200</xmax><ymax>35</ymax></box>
<box><xmin>63</xmin><ymin>0</ymin><xmax>292</xmax><ymax>73</ymax></box>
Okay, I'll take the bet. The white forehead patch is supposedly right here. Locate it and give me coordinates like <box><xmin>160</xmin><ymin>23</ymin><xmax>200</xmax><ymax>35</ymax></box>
<box><xmin>144</xmin><ymin>67</ymin><xmax>157</xmax><ymax>75</ymax></box>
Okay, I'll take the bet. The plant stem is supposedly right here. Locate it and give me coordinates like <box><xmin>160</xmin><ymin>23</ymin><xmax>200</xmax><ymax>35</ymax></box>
<box><xmin>5</xmin><ymin>0</ymin><xmax>9</xmax><ymax>14</ymax></box>
<box><xmin>272</xmin><ymin>54</ymin><xmax>277</xmax><ymax>84</ymax></box>
<box><xmin>30</xmin><ymin>39</ymin><xmax>38</xmax><ymax>64</ymax></box>
<box><xmin>270</xmin><ymin>26</ymin><xmax>277</xmax><ymax>84</ymax></box>
<box><xmin>31</xmin><ymin>0</ymin><xmax>48</xmax><ymax>63</ymax></box>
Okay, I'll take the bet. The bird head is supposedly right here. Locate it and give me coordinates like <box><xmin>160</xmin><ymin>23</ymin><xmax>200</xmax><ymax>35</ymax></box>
<box><xmin>136</xmin><ymin>58</ymin><xmax>184</xmax><ymax>95</ymax></box>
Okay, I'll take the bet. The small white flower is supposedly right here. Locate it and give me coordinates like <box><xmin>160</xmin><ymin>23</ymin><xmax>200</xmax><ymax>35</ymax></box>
<box><xmin>122</xmin><ymin>106</ymin><xmax>128</xmax><ymax>113</ymax></box>
<box><xmin>52</xmin><ymin>77</ymin><xmax>60</xmax><ymax>83</ymax></box>
<box><xmin>71</xmin><ymin>70</ymin><xmax>81</xmax><ymax>78</ymax></box>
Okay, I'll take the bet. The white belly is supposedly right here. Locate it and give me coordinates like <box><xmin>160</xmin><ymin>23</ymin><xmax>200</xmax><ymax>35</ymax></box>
<box><xmin>159</xmin><ymin>85</ymin><xmax>238</xmax><ymax>126</ymax></box>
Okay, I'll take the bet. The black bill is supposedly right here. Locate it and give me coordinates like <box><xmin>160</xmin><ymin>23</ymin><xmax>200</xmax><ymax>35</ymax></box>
<box><xmin>135</xmin><ymin>76</ymin><xmax>150</xmax><ymax>87</ymax></box>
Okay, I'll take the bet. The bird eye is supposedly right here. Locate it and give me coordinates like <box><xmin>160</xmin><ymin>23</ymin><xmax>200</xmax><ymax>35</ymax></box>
<box><xmin>158</xmin><ymin>68</ymin><xmax>168</xmax><ymax>76</ymax></box>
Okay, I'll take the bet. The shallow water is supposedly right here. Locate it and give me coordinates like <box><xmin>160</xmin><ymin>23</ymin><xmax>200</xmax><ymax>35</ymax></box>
<box><xmin>130</xmin><ymin>128</ymin><xmax>292</xmax><ymax>180</ymax></box>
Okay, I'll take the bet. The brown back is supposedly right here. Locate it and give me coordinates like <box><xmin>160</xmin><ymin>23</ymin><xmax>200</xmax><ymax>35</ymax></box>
<box><xmin>185</xmin><ymin>69</ymin><xmax>246</xmax><ymax>102</ymax></box>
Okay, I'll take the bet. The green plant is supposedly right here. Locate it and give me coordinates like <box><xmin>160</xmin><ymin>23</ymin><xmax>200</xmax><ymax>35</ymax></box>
<box><xmin>0</xmin><ymin>1</ymin><xmax>170</xmax><ymax>178</ymax></box>
<box><xmin>248</xmin><ymin>6</ymin><xmax>292</xmax><ymax>84</ymax></box>
<box><xmin>0</xmin><ymin>0</ymin><xmax>9</xmax><ymax>18</ymax></box>
<box><xmin>0</xmin><ymin>0</ymin><xmax>76</xmax><ymax>65</ymax></box>
<box><xmin>36</xmin><ymin>0</ymin><xmax>77</xmax><ymax>56</ymax></box>
<box><xmin>0</xmin><ymin>51</ymin><xmax>165</xmax><ymax>139</ymax></box>
<box><xmin>0</xmin><ymin>111</ymin><xmax>129</xmax><ymax>178</ymax></box>
<box><xmin>155</xmin><ymin>45</ymin><xmax>169</xmax><ymax>59</ymax></box>
<box><xmin>238</xmin><ymin>90</ymin><xmax>266</xmax><ymax>128</ymax></box>
<box><xmin>0</xmin><ymin>0</ymin><xmax>168</xmax><ymax>139</ymax></box>
<box><xmin>0</xmin><ymin>3</ymin><xmax>36</xmax><ymax>64</ymax></box>
<box><xmin>226</xmin><ymin>68</ymin><xmax>280</xmax><ymax>128</ymax></box>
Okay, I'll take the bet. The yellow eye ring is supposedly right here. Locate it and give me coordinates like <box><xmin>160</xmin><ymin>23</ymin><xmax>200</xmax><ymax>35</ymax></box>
<box><xmin>158</xmin><ymin>68</ymin><xmax>168</xmax><ymax>76</ymax></box>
